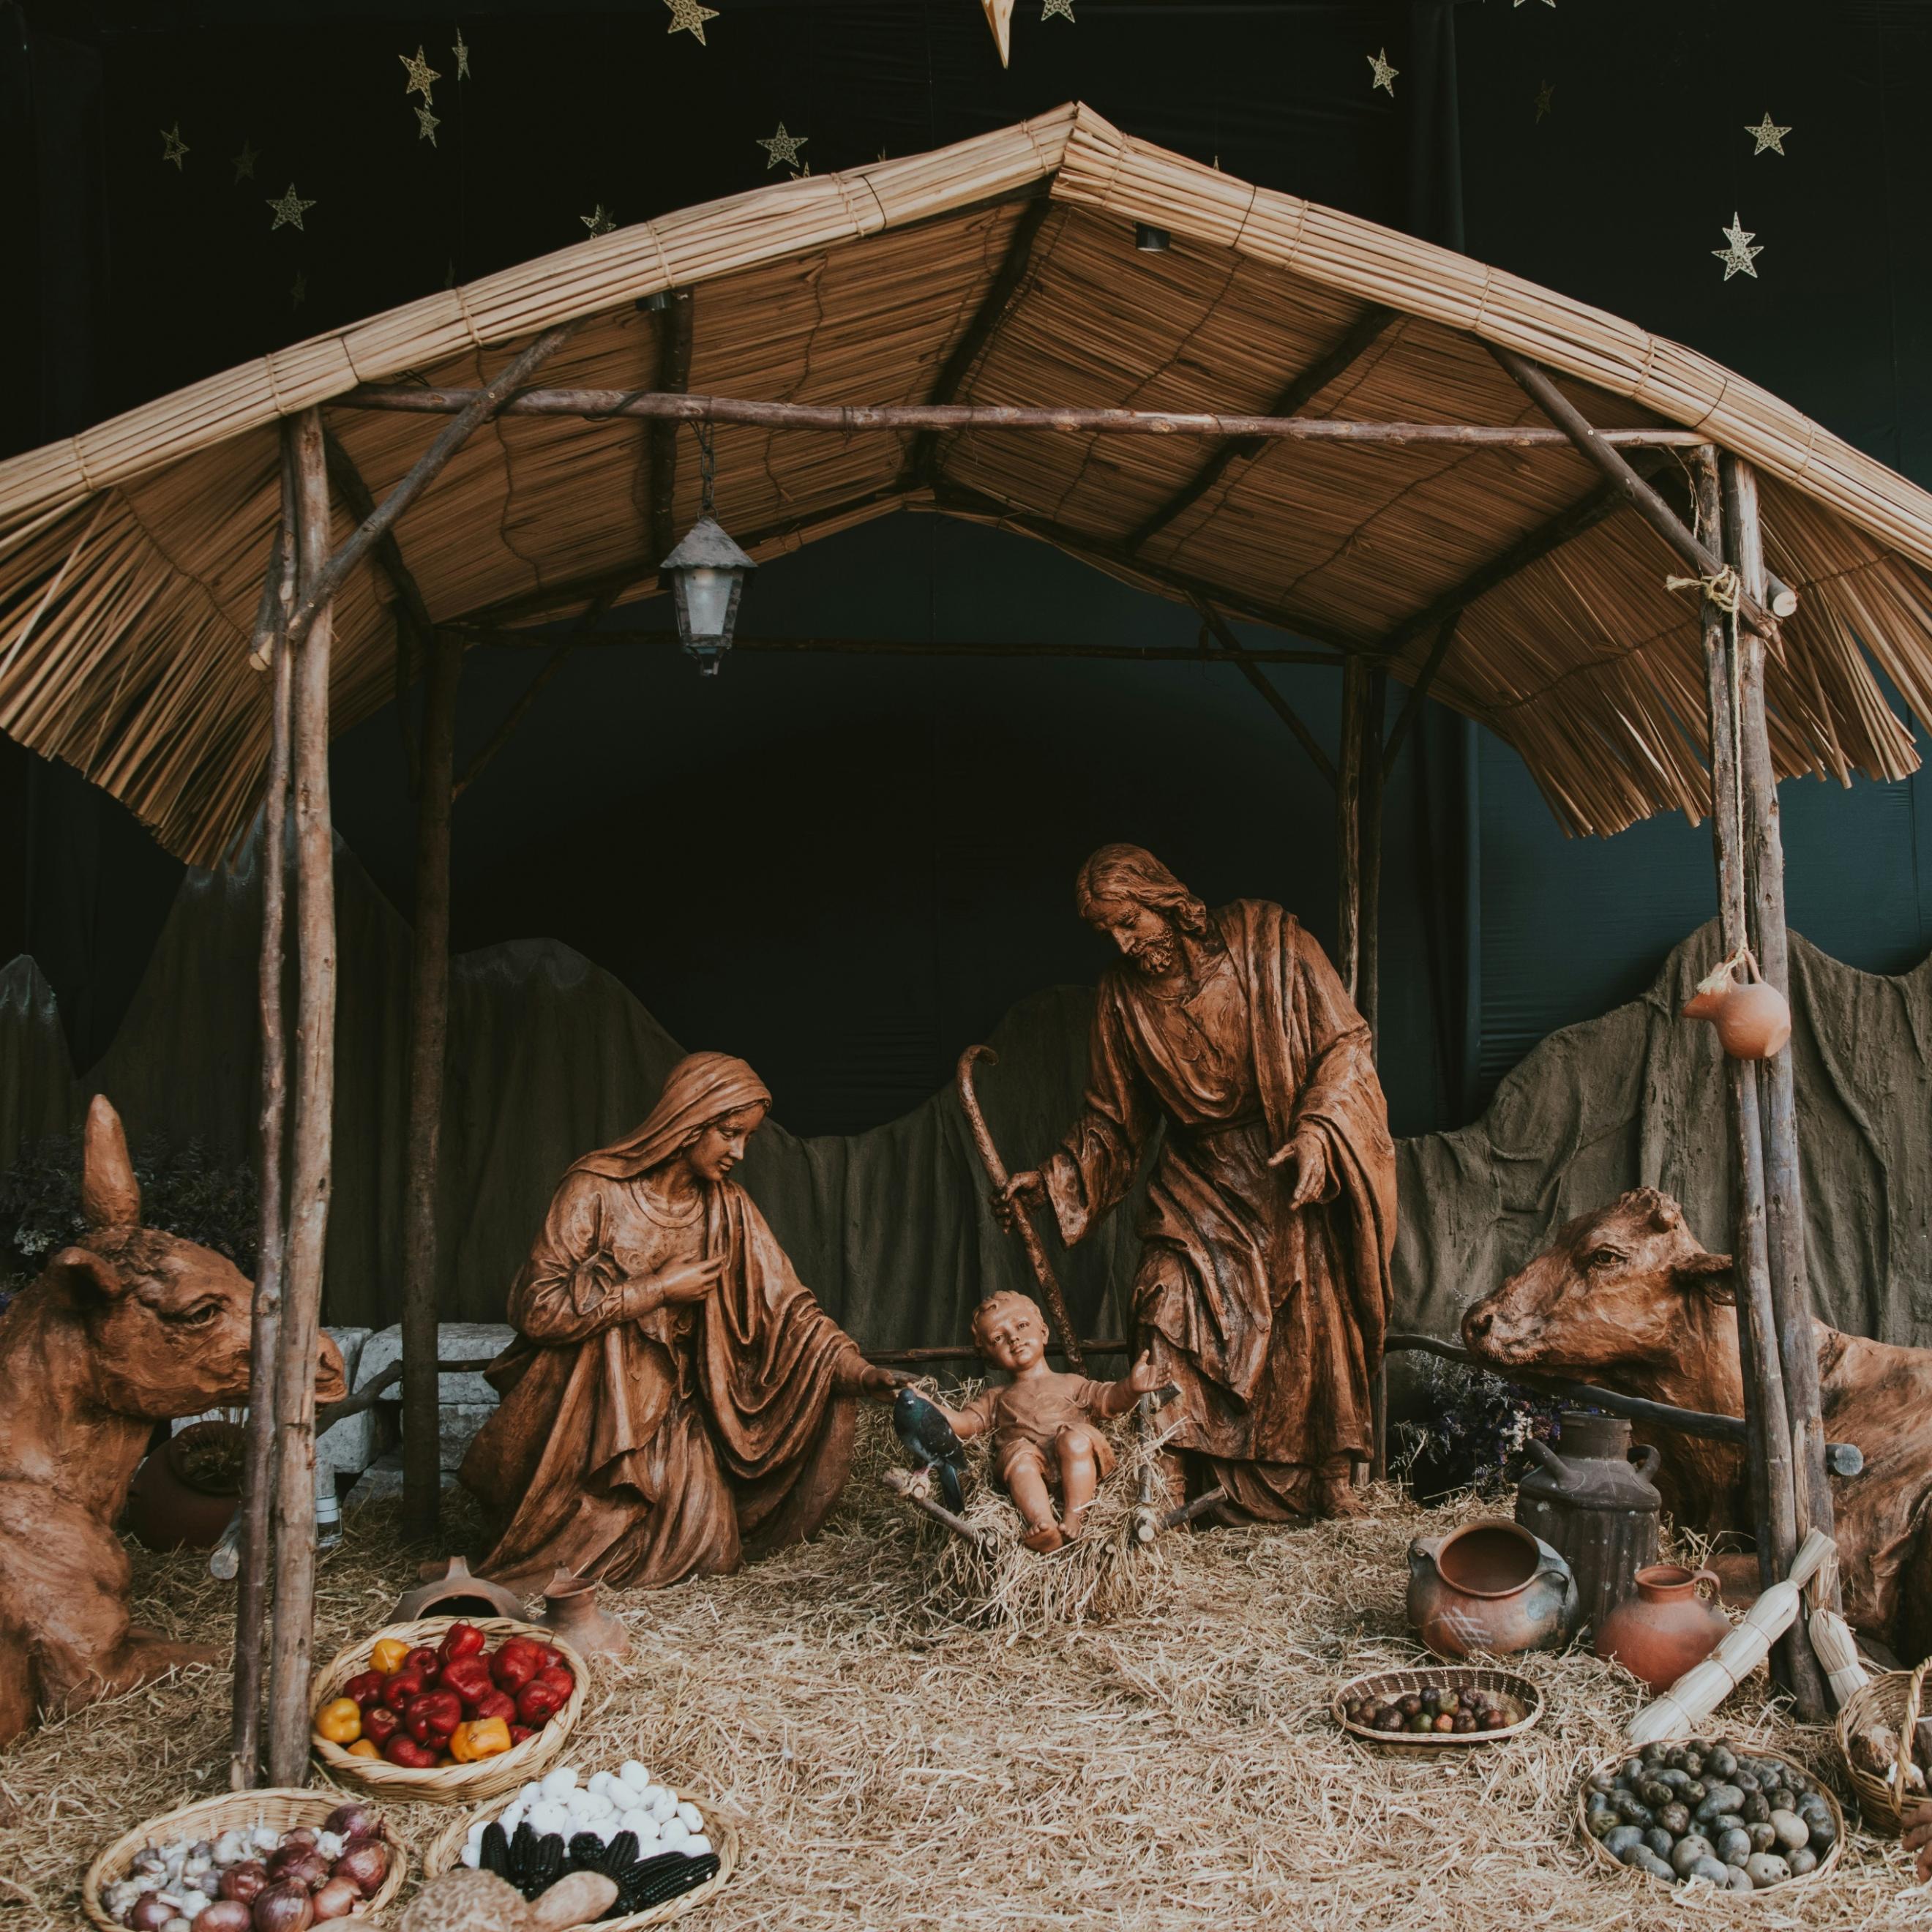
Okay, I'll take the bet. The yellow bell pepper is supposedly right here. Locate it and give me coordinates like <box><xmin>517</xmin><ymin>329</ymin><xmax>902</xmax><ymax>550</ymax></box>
<box><xmin>347</xmin><ymin>1739</ymin><xmax>381</xmax><ymax>1759</ymax></box>
<box><xmin>370</xmin><ymin>1637</ymin><xmax>411</xmax><ymax>1675</ymax></box>
<box><xmin>314</xmin><ymin>1696</ymin><xmax>363</xmax><ymax>1745</ymax></box>
<box><xmin>448</xmin><ymin>1716</ymin><xmax>513</xmax><ymax>1763</ymax></box>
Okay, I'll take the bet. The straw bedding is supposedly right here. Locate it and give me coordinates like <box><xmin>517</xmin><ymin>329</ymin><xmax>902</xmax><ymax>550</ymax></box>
<box><xmin>4</xmin><ymin>1408</ymin><xmax>1927</xmax><ymax>1932</ymax></box>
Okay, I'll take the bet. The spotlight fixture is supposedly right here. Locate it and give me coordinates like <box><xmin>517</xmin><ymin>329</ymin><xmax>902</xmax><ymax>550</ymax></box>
<box><xmin>1135</xmin><ymin>223</ymin><xmax>1171</xmax><ymax>253</ymax></box>
<box><xmin>637</xmin><ymin>290</ymin><xmax>670</xmax><ymax>313</ymax></box>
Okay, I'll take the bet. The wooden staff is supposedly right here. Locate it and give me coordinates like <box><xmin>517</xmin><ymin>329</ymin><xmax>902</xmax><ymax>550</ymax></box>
<box><xmin>265</xmin><ymin>407</ymin><xmax>340</xmax><ymax>1786</ymax></box>
<box><xmin>956</xmin><ymin>1044</ymin><xmax>1083</xmax><ymax>1371</ymax></box>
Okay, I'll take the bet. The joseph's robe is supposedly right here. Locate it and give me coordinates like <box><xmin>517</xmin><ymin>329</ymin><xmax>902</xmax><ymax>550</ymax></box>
<box><xmin>1041</xmin><ymin>899</ymin><xmax>1396</xmax><ymax>1516</ymax></box>
<box><xmin>461</xmin><ymin>1172</ymin><xmax>872</xmax><ymax>1588</ymax></box>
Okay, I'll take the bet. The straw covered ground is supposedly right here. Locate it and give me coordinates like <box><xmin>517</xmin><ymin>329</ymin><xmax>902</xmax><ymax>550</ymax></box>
<box><xmin>4</xmin><ymin>1409</ymin><xmax>1928</xmax><ymax>1932</ymax></box>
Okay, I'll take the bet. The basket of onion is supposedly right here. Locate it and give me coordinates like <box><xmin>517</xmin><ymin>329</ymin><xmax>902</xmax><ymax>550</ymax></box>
<box><xmin>83</xmin><ymin>1794</ymin><xmax>405</xmax><ymax>1932</ymax></box>
<box><xmin>311</xmin><ymin>1616</ymin><xmax>588</xmax><ymax>1803</ymax></box>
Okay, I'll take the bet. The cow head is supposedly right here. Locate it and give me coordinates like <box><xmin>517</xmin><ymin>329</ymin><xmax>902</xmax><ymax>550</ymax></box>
<box><xmin>1461</xmin><ymin>1188</ymin><xmax>1735</xmax><ymax>1375</ymax></box>
<box><xmin>46</xmin><ymin>1096</ymin><xmax>345</xmax><ymax>1421</ymax></box>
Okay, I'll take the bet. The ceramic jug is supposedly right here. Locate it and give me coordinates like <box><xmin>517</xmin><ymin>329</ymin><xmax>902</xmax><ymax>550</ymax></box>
<box><xmin>1407</xmin><ymin>1519</ymin><xmax>1579</xmax><ymax>1659</ymax></box>
<box><xmin>1593</xmin><ymin>1562</ymin><xmax>1730</xmax><ymax>1693</ymax></box>
<box><xmin>1681</xmin><ymin>951</ymin><xmax>1791</xmax><ymax>1060</ymax></box>
<box><xmin>539</xmin><ymin>1567</ymin><xmax>633</xmax><ymax>1660</ymax></box>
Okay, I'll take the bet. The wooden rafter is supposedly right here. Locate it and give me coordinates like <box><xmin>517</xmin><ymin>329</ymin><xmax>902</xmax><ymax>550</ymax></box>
<box><xmin>646</xmin><ymin>289</ymin><xmax>695</xmax><ymax>586</ymax></box>
<box><xmin>1127</xmin><ymin>305</ymin><xmax>1400</xmax><ymax>552</ymax></box>
<box><xmin>1193</xmin><ymin>598</ymin><xmax>1337</xmax><ymax>787</ymax></box>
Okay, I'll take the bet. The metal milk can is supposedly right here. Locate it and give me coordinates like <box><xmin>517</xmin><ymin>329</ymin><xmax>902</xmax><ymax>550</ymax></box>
<box><xmin>1513</xmin><ymin>1410</ymin><xmax>1661</xmax><ymax>1639</ymax></box>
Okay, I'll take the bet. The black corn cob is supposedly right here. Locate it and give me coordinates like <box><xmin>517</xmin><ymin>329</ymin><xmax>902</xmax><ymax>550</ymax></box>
<box><xmin>479</xmin><ymin>1824</ymin><xmax>512</xmax><ymax>1879</ymax></box>
<box><xmin>566</xmin><ymin>1832</ymin><xmax>607</xmax><ymax>1872</ymax></box>
<box><xmin>508</xmin><ymin>1821</ymin><xmax>539</xmax><ymax>1887</ymax></box>
<box><xmin>629</xmin><ymin>1854</ymin><xmax>722</xmax><ymax>1909</ymax></box>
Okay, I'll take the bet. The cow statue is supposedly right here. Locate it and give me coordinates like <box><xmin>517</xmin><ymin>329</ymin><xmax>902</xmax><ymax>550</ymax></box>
<box><xmin>0</xmin><ymin>1096</ymin><xmax>345</xmax><ymax>1747</ymax></box>
<box><xmin>1462</xmin><ymin>1186</ymin><xmax>1932</xmax><ymax>1666</ymax></box>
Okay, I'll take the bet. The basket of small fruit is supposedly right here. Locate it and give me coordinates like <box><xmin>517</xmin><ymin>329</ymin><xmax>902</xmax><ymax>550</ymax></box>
<box><xmin>1333</xmin><ymin>1666</ymin><xmax>1542</xmax><ymax>1753</ymax></box>
<box><xmin>424</xmin><ymin>1761</ymin><xmax>736</xmax><ymax>1930</ymax></box>
<box><xmin>83</xmin><ymin>1792</ymin><xmax>405</xmax><ymax>1932</ymax></box>
<box><xmin>1577</xmin><ymin>1737</ymin><xmax>1844</xmax><ymax>1895</ymax></box>
<box><xmin>311</xmin><ymin>1616</ymin><xmax>587</xmax><ymax>1802</ymax></box>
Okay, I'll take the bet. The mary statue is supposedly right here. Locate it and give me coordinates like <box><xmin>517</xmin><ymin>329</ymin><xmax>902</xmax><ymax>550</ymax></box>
<box><xmin>462</xmin><ymin>1052</ymin><xmax>897</xmax><ymax>1588</ymax></box>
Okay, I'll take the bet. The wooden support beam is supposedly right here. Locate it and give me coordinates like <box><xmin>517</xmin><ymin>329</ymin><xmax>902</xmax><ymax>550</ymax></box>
<box><xmin>400</xmin><ymin>629</ymin><xmax>463</xmax><ymax>1544</ymax></box>
<box><xmin>1488</xmin><ymin>345</ymin><xmax>1783</xmax><ymax>640</ymax></box>
<box><xmin>1194</xmin><ymin>600</ymin><xmax>1338</xmax><ymax>785</ymax></box>
<box><xmin>286</xmin><ymin>321</ymin><xmax>580</xmax><ymax>648</ymax></box>
<box><xmin>1692</xmin><ymin>449</ymin><xmax>1816</xmax><ymax>1715</ymax></box>
<box><xmin>1336</xmin><ymin>657</ymin><xmax>1363</xmax><ymax>997</ymax></box>
<box><xmin>1128</xmin><ymin>306</ymin><xmax>1399</xmax><ymax>551</ymax></box>
<box><xmin>907</xmin><ymin>198</ymin><xmax>1053</xmax><ymax>487</ymax></box>
<box><xmin>265</xmin><ymin>407</ymin><xmax>338</xmax><ymax>1787</ymax></box>
<box><xmin>231</xmin><ymin>435</ymin><xmax>296</xmax><ymax>1790</ymax></box>
<box><xmin>646</xmin><ymin>289</ymin><xmax>694</xmax><ymax>583</ymax></box>
<box><xmin>1721</xmin><ymin>454</ymin><xmax>1841</xmax><ymax>1609</ymax></box>
<box><xmin>1382</xmin><ymin>615</ymin><xmax>1458</xmax><ymax>777</ymax></box>
<box><xmin>342</xmin><ymin>381</ymin><xmax>1710</xmax><ymax>448</ymax></box>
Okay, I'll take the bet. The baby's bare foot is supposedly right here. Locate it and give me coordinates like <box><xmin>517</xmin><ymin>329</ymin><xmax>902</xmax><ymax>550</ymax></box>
<box><xmin>1021</xmin><ymin>1522</ymin><xmax>1066</xmax><ymax>1553</ymax></box>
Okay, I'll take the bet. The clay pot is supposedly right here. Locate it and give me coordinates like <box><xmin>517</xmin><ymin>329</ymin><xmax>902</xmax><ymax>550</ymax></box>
<box><xmin>1682</xmin><ymin>954</ymin><xmax>1791</xmax><ymax>1060</ymax></box>
<box><xmin>1407</xmin><ymin>1519</ymin><xmax>1579</xmax><ymax>1660</ymax></box>
<box><xmin>539</xmin><ymin>1568</ymin><xmax>632</xmax><ymax>1660</ymax></box>
<box><xmin>124</xmin><ymin>1419</ymin><xmax>247</xmax><ymax>1551</ymax></box>
<box><xmin>1593</xmin><ymin>1562</ymin><xmax>1730</xmax><ymax>1693</ymax></box>
<box><xmin>390</xmin><ymin>1554</ymin><xmax>527</xmax><ymax>1623</ymax></box>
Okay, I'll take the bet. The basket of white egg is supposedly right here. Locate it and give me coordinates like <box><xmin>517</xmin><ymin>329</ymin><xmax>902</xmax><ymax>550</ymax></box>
<box><xmin>424</xmin><ymin>1761</ymin><xmax>736</xmax><ymax>1930</ymax></box>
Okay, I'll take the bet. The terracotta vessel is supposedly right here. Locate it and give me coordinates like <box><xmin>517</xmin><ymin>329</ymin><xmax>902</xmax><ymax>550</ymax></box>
<box><xmin>1594</xmin><ymin>1562</ymin><xmax>1730</xmax><ymax>1693</ymax></box>
<box><xmin>539</xmin><ymin>1568</ymin><xmax>632</xmax><ymax>1660</ymax></box>
<box><xmin>1407</xmin><ymin>1519</ymin><xmax>1579</xmax><ymax>1659</ymax></box>
<box><xmin>1515</xmin><ymin>1412</ymin><xmax>1661</xmax><ymax>1639</ymax></box>
<box><xmin>1681</xmin><ymin>954</ymin><xmax>1791</xmax><ymax>1060</ymax></box>
<box><xmin>124</xmin><ymin>1418</ymin><xmax>247</xmax><ymax>1551</ymax></box>
<box><xmin>392</xmin><ymin>1554</ymin><xmax>528</xmax><ymax>1624</ymax></box>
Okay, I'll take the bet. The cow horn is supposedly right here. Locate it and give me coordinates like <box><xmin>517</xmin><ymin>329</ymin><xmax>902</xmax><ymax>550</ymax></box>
<box><xmin>1649</xmin><ymin>1197</ymin><xmax>1681</xmax><ymax>1232</ymax></box>
<box><xmin>80</xmin><ymin>1095</ymin><xmax>142</xmax><ymax>1230</ymax></box>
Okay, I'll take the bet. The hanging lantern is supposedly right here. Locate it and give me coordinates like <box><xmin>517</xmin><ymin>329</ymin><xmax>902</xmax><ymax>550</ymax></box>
<box><xmin>660</xmin><ymin>424</ymin><xmax>754</xmax><ymax>676</ymax></box>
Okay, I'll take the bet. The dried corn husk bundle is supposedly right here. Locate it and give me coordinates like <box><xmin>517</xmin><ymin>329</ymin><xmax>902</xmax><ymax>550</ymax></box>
<box><xmin>1626</xmin><ymin>1529</ymin><xmax>1834</xmax><ymax>1744</ymax></box>
<box><xmin>1808</xmin><ymin>1603</ymin><xmax>1871</xmax><ymax>1707</ymax></box>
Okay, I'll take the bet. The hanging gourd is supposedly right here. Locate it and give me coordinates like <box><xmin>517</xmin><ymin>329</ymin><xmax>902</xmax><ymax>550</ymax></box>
<box><xmin>1681</xmin><ymin>948</ymin><xmax>1791</xmax><ymax>1060</ymax></box>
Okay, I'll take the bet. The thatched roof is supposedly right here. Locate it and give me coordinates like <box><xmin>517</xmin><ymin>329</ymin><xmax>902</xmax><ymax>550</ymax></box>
<box><xmin>4</xmin><ymin>101</ymin><xmax>1931</xmax><ymax>863</ymax></box>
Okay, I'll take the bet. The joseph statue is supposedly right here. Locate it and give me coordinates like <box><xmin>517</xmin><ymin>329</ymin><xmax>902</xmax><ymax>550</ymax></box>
<box><xmin>998</xmin><ymin>845</ymin><xmax>1397</xmax><ymax>1521</ymax></box>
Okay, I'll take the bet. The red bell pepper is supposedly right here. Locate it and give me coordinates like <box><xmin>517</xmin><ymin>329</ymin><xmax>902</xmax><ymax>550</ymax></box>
<box><xmin>383</xmin><ymin>1734</ymin><xmax>440</xmax><ymax>1769</ymax></box>
<box><xmin>405</xmin><ymin>1646</ymin><xmax>442</xmax><ymax>1680</ymax></box>
<box><xmin>342</xmin><ymin>1670</ymin><xmax>386</xmax><ymax>1710</ymax></box>
<box><xmin>515</xmin><ymin>1679</ymin><xmax>567</xmax><ymax>1727</ymax></box>
<box><xmin>438</xmin><ymin>1622</ymin><xmax>487</xmax><ymax>1665</ymax></box>
<box><xmin>360</xmin><ymin>1704</ymin><xmax>402</xmax><ymax>1748</ymax></box>
<box><xmin>490</xmin><ymin>1645</ymin><xmax>539</xmax><ymax>1693</ymax></box>
<box><xmin>383</xmin><ymin>1666</ymin><xmax>427</xmax><ymax>1707</ymax></box>
<box><xmin>440</xmin><ymin>1654</ymin><xmax>495</xmax><ymax>1710</ymax></box>
<box><xmin>406</xmin><ymin>1688</ymin><xmax>464</xmax><ymax>1745</ymax></box>
<box><xmin>471</xmin><ymin>1688</ymin><xmax>517</xmax><ymax>1725</ymax></box>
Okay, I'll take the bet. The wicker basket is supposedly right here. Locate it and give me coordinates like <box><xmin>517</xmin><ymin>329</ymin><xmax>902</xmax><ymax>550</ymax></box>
<box><xmin>311</xmin><ymin>1616</ymin><xmax>588</xmax><ymax>1804</ymax></box>
<box><xmin>1331</xmin><ymin>1666</ymin><xmax>1543</xmax><ymax>1754</ymax></box>
<box><xmin>82</xmin><ymin>1788</ymin><xmax>409</xmax><ymax>1932</ymax></box>
<box><xmin>423</xmin><ymin>1791</ymin><xmax>738</xmax><ymax>1931</ymax></box>
<box><xmin>1835</xmin><ymin>1658</ymin><xmax>1930</xmax><ymax>1833</ymax></box>
<box><xmin>1574</xmin><ymin>1741</ymin><xmax>1846</xmax><ymax>1896</ymax></box>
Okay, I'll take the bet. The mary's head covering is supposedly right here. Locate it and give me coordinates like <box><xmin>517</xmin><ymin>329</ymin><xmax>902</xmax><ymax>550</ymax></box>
<box><xmin>569</xmin><ymin>1051</ymin><xmax>773</xmax><ymax>1181</ymax></box>
<box><xmin>1074</xmin><ymin>843</ymin><xmax>1210</xmax><ymax>935</ymax></box>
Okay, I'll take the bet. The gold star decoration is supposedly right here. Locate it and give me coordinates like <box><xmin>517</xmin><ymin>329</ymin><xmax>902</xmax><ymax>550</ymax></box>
<box><xmin>160</xmin><ymin>123</ymin><xmax>189</xmax><ymax>169</ymax></box>
<box><xmin>290</xmin><ymin>271</ymin><xmax>307</xmax><ymax>310</ymax></box>
<box><xmin>400</xmin><ymin>45</ymin><xmax>441</xmax><ymax>103</ymax></box>
<box><xmin>452</xmin><ymin>27</ymin><xmax>471</xmax><ymax>80</ymax></box>
<box><xmin>1042</xmin><ymin>0</ymin><xmax>1075</xmax><ymax>19</ymax></box>
<box><xmin>415</xmin><ymin>102</ymin><xmax>441</xmax><ymax>146</ymax></box>
<box><xmin>1712</xmin><ymin>211</ymin><xmax>1764</xmax><ymax>282</ymax></box>
<box><xmin>756</xmin><ymin>121</ymin><xmax>808</xmax><ymax>171</ymax></box>
<box><xmin>580</xmin><ymin>203</ymin><xmax>616</xmax><ymax>236</ymax></box>
<box><xmin>1746</xmin><ymin>111</ymin><xmax>1791</xmax><ymax>157</ymax></box>
<box><xmin>230</xmin><ymin>138</ymin><xmax>258</xmax><ymax>182</ymax></box>
<box><xmin>1367</xmin><ymin>48</ymin><xmax>1398</xmax><ymax>95</ymax></box>
<box><xmin>664</xmin><ymin>0</ymin><xmax>719</xmax><ymax>43</ymax></box>
<box><xmin>1535</xmin><ymin>79</ymin><xmax>1555</xmax><ymax>121</ymax></box>
<box><xmin>266</xmin><ymin>183</ymin><xmax>317</xmax><ymax>232</ymax></box>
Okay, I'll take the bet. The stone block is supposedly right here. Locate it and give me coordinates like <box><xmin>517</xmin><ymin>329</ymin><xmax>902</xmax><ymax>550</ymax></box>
<box><xmin>356</xmin><ymin>1323</ymin><xmax>513</xmax><ymax>1407</ymax></box>
<box><xmin>345</xmin><ymin>1448</ymin><xmax>457</xmax><ymax>1513</ymax></box>
<box><xmin>439</xmin><ymin>1403</ymin><xmax>496</xmax><ymax>1470</ymax></box>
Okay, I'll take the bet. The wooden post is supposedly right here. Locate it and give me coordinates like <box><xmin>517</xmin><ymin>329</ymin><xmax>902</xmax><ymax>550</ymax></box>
<box><xmin>265</xmin><ymin>407</ymin><xmax>339</xmax><ymax>1786</ymax></box>
<box><xmin>1336</xmin><ymin>657</ymin><xmax>1363</xmax><ymax>997</ymax></box>
<box><xmin>231</xmin><ymin>436</ymin><xmax>298</xmax><ymax>1789</ymax></box>
<box><xmin>1719</xmin><ymin>456</ymin><xmax>1837</xmax><ymax>1550</ymax></box>
<box><xmin>400</xmin><ymin>630</ymin><xmax>463</xmax><ymax>1541</ymax></box>
<box><xmin>1356</xmin><ymin>665</ymin><xmax>1387</xmax><ymax>1481</ymax></box>
<box><xmin>1692</xmin><ymin>450</ymin><xmax>1815</xmax><ymax>1711</ymax></box>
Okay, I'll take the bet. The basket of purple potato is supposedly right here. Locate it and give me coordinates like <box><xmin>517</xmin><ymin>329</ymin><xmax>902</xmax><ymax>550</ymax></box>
<box><xmin>1333</xmin><ymin>1666</ymin><xmax>1543</xmax><ymax>1754</ymax></box>
<box><xmin>83</xmin><ymin>1792</ymin><xmax>407</xmax><ymax>1932</ymax></box>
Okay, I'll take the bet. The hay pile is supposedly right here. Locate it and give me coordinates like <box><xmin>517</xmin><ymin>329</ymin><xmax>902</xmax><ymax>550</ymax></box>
<box><xmin>4</xmin><ymin>1408</ymin><xmax>1928</xmax><ymax>1932</ymax></box>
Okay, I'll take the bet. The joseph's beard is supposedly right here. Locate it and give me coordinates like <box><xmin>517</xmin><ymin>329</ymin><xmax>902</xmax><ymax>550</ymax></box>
<box><xmin>1126</xmin><ymin>932</ymin><xmax>1177</xmax><ymax>976</ymax></box>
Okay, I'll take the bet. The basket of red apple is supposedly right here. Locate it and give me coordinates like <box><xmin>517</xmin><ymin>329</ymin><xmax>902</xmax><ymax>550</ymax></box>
<box><xmin>310</xmin><ymin>1617</ymin><xmax>588</xmax><ymax>1803</ymax></box>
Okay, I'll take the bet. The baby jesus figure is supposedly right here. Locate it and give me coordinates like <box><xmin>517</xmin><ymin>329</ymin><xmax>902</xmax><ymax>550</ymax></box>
<box><xmin>936</xmin><ymin>1290</ymin><xmax>1161</xmax><ymax>1551</ymax></box>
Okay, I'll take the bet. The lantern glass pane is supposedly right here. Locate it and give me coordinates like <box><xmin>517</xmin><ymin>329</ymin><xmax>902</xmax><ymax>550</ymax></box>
<box><xmin>679</xmin><ymin>565</ymin><xmax>736</xmax><ymax>643</ymax></box>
